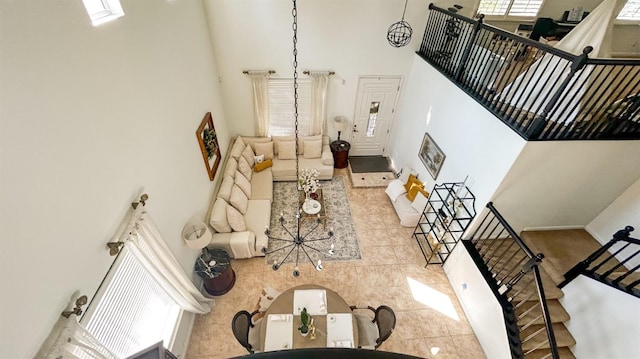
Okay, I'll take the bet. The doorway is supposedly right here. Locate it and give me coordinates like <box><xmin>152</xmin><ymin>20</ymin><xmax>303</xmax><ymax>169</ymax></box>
<box><xmin>349</xmin><ymin>76</ymin><xmax>402</xmax><ymax>156</ymax></box>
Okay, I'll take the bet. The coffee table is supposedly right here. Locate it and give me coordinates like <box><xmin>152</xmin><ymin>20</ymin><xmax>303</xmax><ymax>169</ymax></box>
<box><xmin>298</xmin><ymin>189</ymin><xmax>327</xmax><ymax>229</ymax></box>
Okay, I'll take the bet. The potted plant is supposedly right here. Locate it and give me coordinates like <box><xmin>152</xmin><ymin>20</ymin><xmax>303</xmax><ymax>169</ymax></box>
<box><xmin>298</xmin><ymin>307</ymin><xmax>311</xmax><ymax>337</ymax></box>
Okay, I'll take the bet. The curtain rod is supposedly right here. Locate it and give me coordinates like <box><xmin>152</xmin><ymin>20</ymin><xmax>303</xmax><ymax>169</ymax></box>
<box><xmin>242</xmin><ymin>70</ymin><xmax>276</xmax><ymax>74</ymax></box>
<box><xmin>303</xmin><ymin>71</ymin><xmax>335</xmax><ymax>75</ymax></box>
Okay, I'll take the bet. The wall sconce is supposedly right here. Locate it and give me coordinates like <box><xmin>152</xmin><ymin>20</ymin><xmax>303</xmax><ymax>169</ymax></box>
<box><xmin>333</xmin><ymin>116</ymin><xmax>349</xmax><ymax>140</ymax></box>
<box><xmin>182</xmin><ymin>218</ymin><xmax>212</xmax><ymax>250</ymax></box>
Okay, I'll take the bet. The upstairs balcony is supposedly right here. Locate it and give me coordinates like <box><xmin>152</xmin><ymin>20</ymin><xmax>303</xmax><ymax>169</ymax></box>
<box><xmin>417</xmin><ymin>4</ymin><xmax>640</xmax><ymax>141</ymax></box>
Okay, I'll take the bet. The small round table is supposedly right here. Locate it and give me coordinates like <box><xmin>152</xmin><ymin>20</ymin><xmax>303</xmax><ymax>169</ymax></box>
<box><xmin>330</xmin><ymin>140</ymin><xmax>351</xmax><ymax>169</ymax></box>
<box><xmin>194</xmin><ymin>248</ymin><xmax>236</xmax><ymax>296</ymax></box>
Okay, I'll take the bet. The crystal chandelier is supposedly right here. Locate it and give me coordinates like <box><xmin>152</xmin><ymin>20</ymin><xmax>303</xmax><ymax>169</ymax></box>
<box><xmin>261</xmin><ymin>0</ymin><xmax>335</xmax><ymax>277</ymax></box>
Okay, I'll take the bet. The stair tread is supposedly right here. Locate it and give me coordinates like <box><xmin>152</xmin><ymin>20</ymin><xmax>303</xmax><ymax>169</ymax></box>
<box><xmin>514</xmin><ymin>299</ymin><xmax>570</xmax><ymax>324</ymax></box>
<box><xmin>526</xmin><ymin>347</ymin><xmax>576</xmax><ymax>359</ymax></box>
<box><xmin>521</xmin><ymin>323</ymin><xmax>576</xmax><ymax>351</ymax></box>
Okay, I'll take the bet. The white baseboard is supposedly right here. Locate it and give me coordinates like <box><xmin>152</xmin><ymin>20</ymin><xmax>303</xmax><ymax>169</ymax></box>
<box><xmin>522</xmin><ymin>225</ymin><xmax>585</xmax><ymax>232</ymax></box>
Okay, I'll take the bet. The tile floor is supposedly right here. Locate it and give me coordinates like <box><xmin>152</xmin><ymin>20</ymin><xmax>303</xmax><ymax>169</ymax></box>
<box><xmin>185</xmin><ymin>169</ymin><xmax>486</xmax><ymax>359</ymax></box>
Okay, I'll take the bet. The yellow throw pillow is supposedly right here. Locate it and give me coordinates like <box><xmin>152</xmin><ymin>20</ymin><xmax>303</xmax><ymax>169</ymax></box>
<box><xmin>403</xmin><ymin>174</ymin><xmax>422</xmax><ymax>192</ymax></box>
<box><xmin>406</xmin><ymin>182</ymin><xmax>426</xmax><ymax>202</ymax></box>
<box><xmin>254</xmin><ymin>159</ymin><xmax>273</xmax><ymax>172</ymax></box>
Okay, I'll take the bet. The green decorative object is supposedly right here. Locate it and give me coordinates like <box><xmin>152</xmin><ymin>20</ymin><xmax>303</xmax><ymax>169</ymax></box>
<box><xmin>298</xmin><ymin>307</ymin><xmax>311</xmax><ymax>336</ymax></box>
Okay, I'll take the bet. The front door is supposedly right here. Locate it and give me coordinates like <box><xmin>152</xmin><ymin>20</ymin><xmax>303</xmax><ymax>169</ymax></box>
<box><xmin>350</xmin><ymin>76</ymin><xmax>401</xmax><ymax>156</ymax></box>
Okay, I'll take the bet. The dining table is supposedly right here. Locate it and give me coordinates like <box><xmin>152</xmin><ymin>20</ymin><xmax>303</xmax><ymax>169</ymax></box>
<box><xmin>259</xmin><ymin>284</ymin><xmax>358</xmax><ymax>352</ymax></box>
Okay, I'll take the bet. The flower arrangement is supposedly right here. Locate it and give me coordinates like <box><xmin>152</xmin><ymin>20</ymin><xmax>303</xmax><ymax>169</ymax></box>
<box><xmin>298</xmin><ymin>168</ymin><xmax>320</xmax><ymax>195</ymax></box>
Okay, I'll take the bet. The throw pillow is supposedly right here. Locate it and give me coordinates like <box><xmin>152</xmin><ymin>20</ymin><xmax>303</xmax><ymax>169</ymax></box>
<box><xmin>218</xmin><ymin>175</ymin><xmax>234</xmax><ymax>202</ymax></box>
<box><xmin>406</xmin><ymin>182</ymin><xmax>427</xmax><ymax>202</ymax></box>
<box><xmin>241</xmin><ymin>145</ymin><xmax>255</xmax><ymax>168</ymax></box>
<box><xmin>209</xmin><ymin>197</ymin><xmax>232</xmax><ymax>233</ymax></box>
<box><xmin>254</xmin><ymin>141</ymin><xmax>274</xmax><ymax>160</ymax></box>
<box><xmin>398</xmin><ymin>166</ymin><xmax>418</xmax><ymax>184</ymax></box>
<box><xmin>298</xmin><ymin>135</ymin><xmax>322</xmax><ymax>155</ymax></box>
<box><xmin>403</xmin><ymin>174</ymin><xmax>422</xmax><ymax>193</ymax></box>
<box><xmin>303</xmin><ymin>139</ymin><xmax>322</xmax><ymax>159</ymax></box>
<box><xmin>227</xmin><ymin>204</ymin><xmax>247</xmax><ymax>232</ymax></box>
<box><xmin>230</xmin><ymin>184</ymin><xmax>249</xmax><ymax>214</ymax></box>
<box><xmin>278</xmin><ymin>140</ymin><xmax>297</xmax><ymax>160</ymax></box>
<box><xmin>229</xmin><ymin>137</ymin><xmax>245</xmax><ymax>160</ymax></box>
<box><xmin>385</xmin><ymin>180</ymin><xmax>407</xmax><ymax>202</ymax></box>
<box><xmin>224</xmin><ymin>158</ymin><xmax>238</xmax><ymax>178</ymax></box>
<box><xmin>238</xmin><ymin>156</ymin><xmax>253</xmax><ymax>181</ymax></box>
<box><xmin>235</xmin><ymin>170</ymin><xmax>252</xmax><ymax>198</ymax></box>
<box><xmin>272</xmin><ymin>135</ymin><xmax>295</xmax><ymax>155</ymax></box>
<box><xmin>410</xmin><ymin>191</ymin><xmax>429</xmax><ymax>212</ymax></box>
<box><xmin>254</xmin><ymin>154</ymin><xmax>265</xmax><ymax>164</ymax></box>
<box><xmin>254</xmin><ymin>159</ymin><xmax>273</xmax><ymax>172</ymax></box>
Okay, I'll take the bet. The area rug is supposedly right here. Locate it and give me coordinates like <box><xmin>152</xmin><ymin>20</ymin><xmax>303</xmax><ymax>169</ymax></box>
<box><xmin>266</xmin><ymin>176</ymin><xmax>361</xmax><ymax>265</ymax></box>
<box><xmin>349</xmin><ymin>156</ymin><xmax>391</xmax><ymax>173</ymax></box>
<box><xmin>348</xmin><ymin>163</ymin><xmax>395</xmax><ymax>188</ymax></box>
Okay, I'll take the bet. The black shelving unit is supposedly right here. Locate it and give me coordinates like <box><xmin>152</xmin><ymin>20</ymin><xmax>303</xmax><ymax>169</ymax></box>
<box><xmin>413</xmin><ymin>182</ymin><xmax>476</xmax><ymax>266</ymax></box>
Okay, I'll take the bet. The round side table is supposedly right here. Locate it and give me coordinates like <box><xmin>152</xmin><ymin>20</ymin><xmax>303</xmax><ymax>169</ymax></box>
<box><xmin>195</xmin><ymin>248</ymin><xmax>236</xmax><ymax>296</ymax></box>
<box><xmin>330</xmin><ymin>140</ymin><xmax>351</xmax><ymax>169</ymax></box>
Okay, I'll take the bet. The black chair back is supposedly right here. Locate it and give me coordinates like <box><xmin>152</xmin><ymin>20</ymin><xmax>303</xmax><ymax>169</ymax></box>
<box><xmin>374</xmin><ymin>305</ymin><xmax>396</xmax><ymax>348</ymax></box>
<box><xmin>231</xmin><ymin>310</ymin><xmax>254</xmax><ymax>353</ymax></box>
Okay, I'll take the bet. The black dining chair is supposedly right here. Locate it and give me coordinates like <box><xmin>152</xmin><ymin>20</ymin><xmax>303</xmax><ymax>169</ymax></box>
<box><xmin>231</xmin><ymin>310</ymin><xmax>261</xmax><ymax>353</ymax></box>
<box><xmin>349</xmin><ymin>305</ymin><xmax>396</xmax><ymax>349</ymax></box>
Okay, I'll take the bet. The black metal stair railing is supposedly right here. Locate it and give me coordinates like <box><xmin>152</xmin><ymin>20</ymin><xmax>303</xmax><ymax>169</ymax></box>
<box><xmin>419</xmin><ymin>4</ymin><xmax>640</xmax><ymax>141</ymax></box>
<box><xmin>463</xmin><ymin>202</ymin><xmax>559</xmax><ymax>359</ymax></box>
<box><xmin>559</xmin><ymin>226</ymin><xmax>640</xmax><ymax>297</ymax></box>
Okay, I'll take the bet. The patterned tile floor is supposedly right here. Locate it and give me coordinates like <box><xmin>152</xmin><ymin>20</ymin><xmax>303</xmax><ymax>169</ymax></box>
<box><xmin>185</xmin><ymin>169</ymin><xmax>486</xmax><ymax>359</ymax></box>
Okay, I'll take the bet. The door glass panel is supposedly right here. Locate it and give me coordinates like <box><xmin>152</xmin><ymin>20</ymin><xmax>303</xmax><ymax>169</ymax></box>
<box><xmin>366</xmin><ymin>102</ymin><xmax>380</xmax><ymax>137</ymax></box>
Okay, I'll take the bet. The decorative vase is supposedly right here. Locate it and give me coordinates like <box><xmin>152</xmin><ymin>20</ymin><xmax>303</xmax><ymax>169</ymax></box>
<box><xmin>299</xmin><ymin>328</ymin><xmax>309</xmax><ymax>337</ymax></box>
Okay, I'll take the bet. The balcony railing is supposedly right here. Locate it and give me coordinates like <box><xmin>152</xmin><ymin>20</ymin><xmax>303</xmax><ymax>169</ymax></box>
<box><xmin>418</xmin><ymin>4</ymin><xmax>640</xmax><ymax>141</ymax></box>
<box><xmin>464</xmin><ymin>203</ymin><xmax>559</xmax><ymax>359</ymax></box>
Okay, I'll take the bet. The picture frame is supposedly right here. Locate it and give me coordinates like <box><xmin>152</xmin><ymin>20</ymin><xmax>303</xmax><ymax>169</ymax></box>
<box><xmin>196</xmin><ymin>112</ymin><xmax>221</xmax><ymax>181</ymax></box>
<box><xmin>418</xmin><ymin>132</ymin><xmax>446</xmax><ymax>180</ymax></box>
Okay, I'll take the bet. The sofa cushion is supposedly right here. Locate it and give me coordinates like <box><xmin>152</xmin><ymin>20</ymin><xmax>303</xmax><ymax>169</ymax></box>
<box><xmin>385</xmin><ymin>179</ymin><xmax>407</xmax><ymax>202</ymax></box>
<box><xmin>209</xmin><ymin>197</ymin><xmax>232</xmax><ymax>233</ymax></box>
<box><xmin>321</xmin><ymin>144</ymin><xmax>333</xmax><ymax>166</ymax></box>
<box><xmin>245</xmin><ymin>199</ymin><xmax>271</xmax><ymax>255</ymax></box>
<box><xmin>410</xmin><ymin>191</ymin><xmax>429</xmax><ymax>213</ymax></box>
<box><xmin>251</xmin><ymin>168</ymin><xmax>273</xmax><ymax>201</ymax></box>
<box><xmin>272</xmin><ymin>135</ymin><xmax>295</xmax><ymax>155</ymax></box>
<box><xmin>299</xmin><ymin>135</ymin><xmax>322</xmax><ymax>155</ymax></box>
<box><xmin>218</xmin><ymin>175</ymin><xmax>234</xmax><ymax>202</ymax></box>
<box><xmin>254</xmin><ymin>141</ymin><xmax>274</xmax><ymax>160</ymax></box>
<box><xmin>254</xmin><ymin>159</ymin><xmax>273</xmax><ymax>172</ymax></box>
<box><xmin>240</xmin><ymin>136</ymin><xmax>272</xmax><ymax>153</ymax></box>
<box><xmin>230</xmin><ymin>137</ymin><xmax>245</xmax><ymax>160</ymax></box>
<box><xmin>398</xmin><ymin>166</ymin><xmax>418</xmax><ymax>184</ymax></box>
<box><xmin>278</xmin><ymin>141</ymin><xmax>297</xmax><ymax>160</ymax></box>
<box><xmin>227</xmin><ymin>204</ymin><xmax>247</xmax><ymax>232</ymax></box>
<box><xmin>303</xmin><ymin>139</ymin><xmax>322</xmax><ymax>159</ymax></box>
<box><xmin>238</xmin><ymin>156</ymin><xmax>253</xmax><ymax>181</ymax></box>
<box><xmin>230</xmin><ymin>184</ymin><xmax>248</xmax><ymax>214</ymax></box>
<box><xmin>235</xmin><ymin>170</ymin><xmax>252</xmax><ymax>198</ymax></box>
<box><xmin>241</xmin><ymin>144</ymin><xmax>255</xmax><ymax>168</ymax></box>
<box><xmin>224</xmin><ymin>158</ymin><xmax>237</xmax><ymax>178</ymax></box>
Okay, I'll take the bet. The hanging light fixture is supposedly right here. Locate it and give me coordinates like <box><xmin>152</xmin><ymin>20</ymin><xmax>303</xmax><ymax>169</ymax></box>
<box><xmin>387</xmin><ymin>0</ymin><xmax>413</xmax><ymax>48</ymax></box>
<box><xmin>261</xmin><ymin>0</ymin><xmax>336</xmax><ymax>277</ymax></box>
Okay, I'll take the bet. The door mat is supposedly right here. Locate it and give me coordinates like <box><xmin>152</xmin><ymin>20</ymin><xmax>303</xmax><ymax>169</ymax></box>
<box><xmin>349</xmin><ymin>156</ymin><xmax>391</xmax><ymax>173</ymax></box>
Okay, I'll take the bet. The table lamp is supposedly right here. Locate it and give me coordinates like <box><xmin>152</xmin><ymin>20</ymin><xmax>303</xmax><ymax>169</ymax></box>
<box><xmin>182</xmin><ymin>218</ymin><xmax>212</xmax><ymax>250</ymax></box>
<box><xmin>333</xmin><ymin>116</ymin><xmax>349</xmax><ymax>141</ymax></box>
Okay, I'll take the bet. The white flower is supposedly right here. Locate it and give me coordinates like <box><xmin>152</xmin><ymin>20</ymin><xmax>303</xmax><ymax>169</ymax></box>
<box><xmin>299</xmin><ymin>168</ymin><xmax>320</xmax><ymax>194</ymax></box>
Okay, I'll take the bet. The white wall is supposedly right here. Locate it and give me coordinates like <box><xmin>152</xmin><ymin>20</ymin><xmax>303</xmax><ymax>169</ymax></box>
<box><xmin>0</xmin><ymin>1</ymin><xmax>227</xmax><ymax>357</ymax></box>
<box><xmin>491</xmin><ymin>141</ymin><xmax>640</xmax><ymax>233</ymax></box>
<box><xmin>444</xmin><ymin>244</ymin><xmax>511</xmax><ymax>359</ymax></box>
<box><xmin>203</xmin><ymin>0</ymin><xmax>431</xmax><ymax>139</ymax></box>
<box><xmin>388</xmin><ymin>54</ymin><xmax>527</xmax><ymax>212</ymax></box>
<box><xmin>561</xmin><ymin>275</ymin><xmax>640</xmax><ymax>359</ymax></box>
<box><xmin>587</xmin><ymin>177</ymin><xmax>640</xmax><ymax>244</ymax></box>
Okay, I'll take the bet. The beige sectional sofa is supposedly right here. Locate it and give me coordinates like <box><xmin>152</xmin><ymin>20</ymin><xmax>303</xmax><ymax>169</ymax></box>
<box><xmin>206</xmin><ymin>135</ymin><xmax>333</xmax><ymax>258</ymax></box>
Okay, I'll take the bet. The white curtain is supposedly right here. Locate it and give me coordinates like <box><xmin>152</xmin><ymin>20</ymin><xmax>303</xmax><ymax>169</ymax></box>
<box><xmin>127</xmin><ymin>213</ymin><xmax>213</xmax><ymax>314</ymax></box>
<box><xmin>37</xmin><ymin>315</ymin><xmax>118</xmax><ymax>359</ymax></box>
<box><xmin>249</xmin><ymin>72</ymin><xmax>271</xmax><ymax>136</ymax></box>
<box><xmin>308</xmin><ymin>72</ymin><xmax>329</xmax><ymax>135</ymax></box>
<box><xmin>500</xmin><ymin>0</ymin><xmax>626</xmax><ymax>124</ymax></box>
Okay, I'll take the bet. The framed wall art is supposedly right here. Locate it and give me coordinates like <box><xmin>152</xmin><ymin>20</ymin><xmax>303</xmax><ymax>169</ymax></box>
<box><xmin>196</xmin><ymin>112</ymin><xmax>221</xmax><ymax>181</ymax></box>
<box><xmin>418</xmin><ymin>132</ymin><xmax>446</xmax><ymax>180</ymax></box>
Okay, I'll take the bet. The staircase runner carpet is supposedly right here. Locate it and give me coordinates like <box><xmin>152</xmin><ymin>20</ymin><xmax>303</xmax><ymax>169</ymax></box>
<box><xmin>348</xmin><ymin>156</ymin><xmax>395</xmax><ymax>188</ymax></box>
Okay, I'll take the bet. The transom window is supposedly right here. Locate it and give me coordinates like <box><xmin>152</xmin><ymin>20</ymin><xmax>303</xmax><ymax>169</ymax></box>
<box><xmin>477</xmin><ymin>0</ymin><xmax>543</xmax><ymax>18</ymax></box>
<box><xmin>267</xmin><ymin>78</ymin><xmax>311</xmax><ymax>136</ymax></box>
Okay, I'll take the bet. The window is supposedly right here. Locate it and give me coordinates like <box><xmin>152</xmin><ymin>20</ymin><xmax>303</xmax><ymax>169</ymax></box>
<box><xmin>82</xmin><ymin>0</ymin><xmax>124</xmax><ymax>26</ymax></box>
<box><xmin>477</xmin><ymin>0</ymin><xmax>543</xmax><ymax>17</ymax></box>
<box><xmin>617</xmin><ymin>0</ymin><xmax>640</xmax><ymax>20</ymax></box>
<box><xmin>80</xmin><ymin>247</ymin><xmax>181</xmax><ymax>358</ymax></box>
<box><xmin>267</xmin><ymin>78</ymin><xmax>311</xmax><ymax>136</ymax></box>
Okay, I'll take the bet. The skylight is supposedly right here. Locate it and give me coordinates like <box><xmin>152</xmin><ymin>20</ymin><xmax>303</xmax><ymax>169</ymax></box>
<box><xmin>82</xmin><ymin>0</ymin><xmax>124</xmax><ymax>26</ymax></box>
